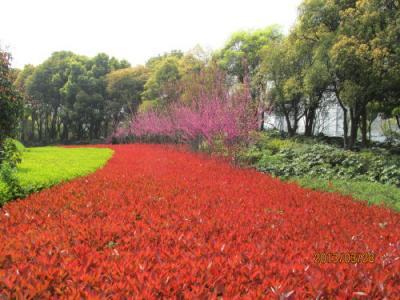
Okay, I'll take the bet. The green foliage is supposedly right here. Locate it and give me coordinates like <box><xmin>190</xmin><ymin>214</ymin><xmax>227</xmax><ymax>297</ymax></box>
<box><xmin>141</xmin><ymin>49</ymin><xmax>209</xmax><ymax>108</ymax></box>
<box><xmin>0</xmin><ymin>146</ymin><xmax>113</xmax><ymax>205</ymax></box>
<box><xmin>380</xmin><ymin>118</ymin><xmax>400</xmax><ymax>145</ymax></box>
<box><xmin>11</xmin><ymin>139</ymin><xmax>26</xmax><ymax>152</ymax></box>
<box><xmin>236</xmin><ymin>131</ymin><xmax>400</xmax><ymax>209</ymax></box>
<box><xmin>292</xmin><ymin>178</ymin><xmax>400</xmax><ymax>211</ymax></box>
<box><xmin>0</xmin><ymin>139</ymin><xmax>22</xmax><ymax>168</ymax></box>
<box><xmin>295</xmin><ymin>0</ymin><xmax>400</xmax><ymax>146</ymax></box>
<box><xmin>138</xmin><ymin>100</ymin><xmax>158</xmax><ymax>113</ymax></box>
<box><xmin>0</xmin><ymin>49</ymin><xmax>23</xmax><ymax>154</ymax></box>
<box><xmin>217</xmin><ymin>26</ymin><xmax>282</xmax><ymax>83</ymax></box>
<box><xmin>16</xmin><ymin>51</ymin><xmax>130</xmax><ymax>144</ymax></box>
<box><xmin>198</xmin><ymin>134</ymin><xmax>230</xmax><ymax>156</ymax></box>
<box><xmin>0</xmin><ymin>139</ymin><xmax>24</xmax><ymax>203</ymax></box>
<box><xmin>106</xmin><ymin>66</ymin><xmax>149</xmax><ymax>119</ymax></box>
<box><xmin>142</xmin><ymin>56</ymin><xmax>182</xmax><ymax>104</ymax></box>
<box><xmin>238</xmin><ymin>132</ymin><xmax>400</xmax><ymax>186</ymax></box>
<box><xmin>0</xmin><ymin>162</ymin><xmax>24</xmax><ymax>204</ymax></box>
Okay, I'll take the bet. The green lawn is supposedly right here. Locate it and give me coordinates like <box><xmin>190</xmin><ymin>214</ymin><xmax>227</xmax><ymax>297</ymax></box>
<box><xmin>0</xmin><ymin>146</ymin><xmax>113</xmax><ymax>204</ymax></box>
<box><xmin>290</xmin><ymin>177</ymin><xmax>400</xmax><ymax>211</ymax></box>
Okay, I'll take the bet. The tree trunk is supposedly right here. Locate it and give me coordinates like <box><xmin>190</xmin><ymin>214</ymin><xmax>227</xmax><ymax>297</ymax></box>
<box><xmin>336</xmin><ymin>92</ymin><xmax>349</xmax><ymax>149</ymax></box>
<box><xmin>30</xmin><ymin>113</ymin><xmax>36</xmax><ymax>141</ymax></box>
<box><xmin>304</xmin><ymin>108</ymin><xmax>316</xmax><ymax>136</ymax></box>
<box><xmin>77</xmin><ymin>124</ymin><xmax>83</xmax><ymax>140</ymax></box>
<box><xmin>361</xmin><ymin>105</ymin><xmax>368</xmax><ymax>147</ymax></box>
<box><xmin>104</xmin><ymin>121</ymin><xmax>109</xmax><ymax>138</ymax></box>
<box><xmin>21</xmin><ymin>117</ymin><xmax>26</xmax><ymax>143</ymax></box>
<box><xmin>343</xmin><ymin>108</ymin><xmax>349</xmax><ymax>149</ymax></box>
<box><xmin>368</xmin><ymin>120</ymin><xmax>373</xmax><ymax>141</ymax></box>
<box><xmin>293</xmin><ymin>118</ymin><xmax>299</xmax><ymax>136</ymax></box>
<box><xmin>38</xmin><ymin>118</ymin><xmax>43</xmax><ymax>142</ymax></box>
<box><xmin>396</xmin><ymin>115</ymin><xmax>400</xmax><ymax>130</ymax></box>
<box><xmin>44</xmin><ymin>112</ymin><xmax>49</xmax><ymax>141</ymax></box>
<box><xmin>284</xmin><ymin>112</ymin><xmax>295</xmax><ymax>137</ymax></box>
<box><xmin>62</xmin><ymin>121</ymin><xmax>69</xmax><ymax>142</ymax></box>
<box><xmin>50</xmin><ymin>108</ymin><xmax>58</xmax><ymax>140</ymax></box>
<box><xmin>57</xmin><ymin>119</ymin><xmax>62</xmax><ymax>140</ymax></box>
<box><xmin>348</xmin><ymin>108</ymin><xmax>360</xmax><ymax>150</ymax></box>
<box><xmin>260</xmin><ymin>111</ymin><xmax>265</xmax><ymax>131</ymax></box>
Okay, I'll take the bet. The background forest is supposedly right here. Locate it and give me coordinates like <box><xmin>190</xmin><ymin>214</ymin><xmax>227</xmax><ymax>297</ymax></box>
<box><xmin>10</xmin><ymin>0</ymin><xmax>400</xmax><ymax>150</ymax></box>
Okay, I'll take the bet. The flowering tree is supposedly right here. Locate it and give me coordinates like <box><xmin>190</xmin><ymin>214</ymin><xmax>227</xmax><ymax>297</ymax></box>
<box><xmin>111</xmin><ymin>68</ymin><xmax>258</xmax><ymax>149</ymax></box>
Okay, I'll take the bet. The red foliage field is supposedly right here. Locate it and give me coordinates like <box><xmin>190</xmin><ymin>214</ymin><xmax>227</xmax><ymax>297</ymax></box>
<box><xmin>0</xmin><ymin>144</ymin><xmax>399</xmax><ymax>299</ymax></box>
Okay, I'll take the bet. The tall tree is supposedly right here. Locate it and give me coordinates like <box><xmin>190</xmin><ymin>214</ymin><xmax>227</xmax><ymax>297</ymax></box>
<box><xmin>142</xmin><ymin>56</ymin><xmax>182</xmax><ymax>105</ymax></box>
<box><xmin>296</xmin><ymin>0</ymin><xmax>400</xmax><ymax>148</ymax></box>
<box><xmin>217</xmin><ymin>26</ymin><xmax>282</xmax><ymax>84</ymax></box>
<box><xmin>260</xmin><ymin>37</ymin><xmax>307</xmax><ymax>136</ymax></box>
<box><xmin>217</xmin><ymin>26</ymin><xmax>283</xmax><ymax>129</ymax></box>
<box><xmin>21</xmin><ymin>51</ymin><xmax>131</xmax><ymax>143</ymax></box>
<box><xmin>106</xmin><ymin>66</ymin><xmax>149</xmax><ymax>130</ymax></box>
<box><xmin>14</xmin><ymin>64</ymin><xmax>36</xmax><ymax>142</ymax></box>
<box><xmin>26</xmin><ymin>51</ymin><xmax>75</xmax><ymax>141</ymax></box>
<box><xmin>0</xmin><ymin>49</ymin><xmax>22</xmax><ymax>163</ymax></box>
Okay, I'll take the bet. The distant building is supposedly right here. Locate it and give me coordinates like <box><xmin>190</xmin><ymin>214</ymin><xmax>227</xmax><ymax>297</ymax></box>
<box><xmin>264</xmin><ymin>103</ymin><xmax>398</xmax><ymax>142</ymax></box>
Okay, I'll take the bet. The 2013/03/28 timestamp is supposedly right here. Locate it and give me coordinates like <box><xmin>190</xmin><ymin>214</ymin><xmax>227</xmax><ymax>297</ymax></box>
<box><xmin>314</xmin><ymin>252</ymin><xmax>375</xmax><ymax>264</ymax></box>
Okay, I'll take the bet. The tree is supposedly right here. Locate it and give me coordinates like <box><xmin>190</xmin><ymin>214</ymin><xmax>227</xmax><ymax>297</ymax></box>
<box><xmin>260</xmin><ymin>36</ymin><xmax>308</xmax><ymax>137</ymax></box>
<box><xmin>19</xmin><ymin>51</ymin><xmax>131</xmax><ymax>143</ymax></box>
<box><xmin>296</xmin><ymin>0</ymin><xmax>400</xmax><ymax>148</ymax></box>
<box><xmin>26</xmin><ymin>51</ymin><xmax>76</xmax><ymax>141</ymax></box>
<box><xmin>217</xmin><ymin>26</ymin><xmax>283</xmax><ymax>130</ymax></box>
<box><xmin>106</xmin><ymin>66</ymin><xmax>149</xmax><ymax>130</ymax></box>
<box><xmin>0</xmin><ymin>49</ymin><xmax>22</xmax><ymax>163</ymax></box>
<box><xmin>142</xmin><ymin>56</ymin><xmax>182</xmax><ymax>105</ymax></box>
<box><xmin>217</xmin><ymin>26</ymin><xmax>282</xmax><ymax>84</ymax></box>
<box><xmin>14</xmin><ymin>64</ymin><xmax>36</xmax><ymax>142</ymax></box>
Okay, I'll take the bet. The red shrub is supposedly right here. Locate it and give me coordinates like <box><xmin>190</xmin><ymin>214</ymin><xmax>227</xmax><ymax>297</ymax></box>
<box><xmin>0</xmin><ymin>144</ymin><xmax>399</xmax><ymax>298</ymax></box>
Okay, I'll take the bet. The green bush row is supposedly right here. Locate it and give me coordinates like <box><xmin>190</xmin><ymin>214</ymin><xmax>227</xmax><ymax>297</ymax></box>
<box><xmin>237</xmin><ymin>132</ymin><xmax>400</xmax><ymax>186</ymax></box>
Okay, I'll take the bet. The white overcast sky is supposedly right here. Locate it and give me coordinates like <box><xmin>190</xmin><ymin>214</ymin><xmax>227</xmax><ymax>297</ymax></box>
<box><xmin>1</xmin><ymin>0</ymin><xmax>302</xmax><ymax>68</ymax></box>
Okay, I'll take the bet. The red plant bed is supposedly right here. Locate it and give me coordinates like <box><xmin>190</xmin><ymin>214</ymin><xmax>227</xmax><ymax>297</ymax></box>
<box><xmin>0</xmin><ymin>144</ymin><xmax>399</xmax><ymax>299</ymax></box>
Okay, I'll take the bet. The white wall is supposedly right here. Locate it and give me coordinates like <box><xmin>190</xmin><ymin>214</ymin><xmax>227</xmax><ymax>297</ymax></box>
<box><xmin>264</xmin><ymin>103</ymin><xmax>398</xmax><ymax>142</ymax></box>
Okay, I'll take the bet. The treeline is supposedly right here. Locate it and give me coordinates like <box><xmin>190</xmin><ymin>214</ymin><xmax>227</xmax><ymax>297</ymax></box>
<box><xmin>14</xmin><ymin>52</ymin><xmax>131</xmax><ymax>144</ymax></box>
<box><xmin>271</xmin><ymin>0</ymin><xmax>400</xmax><ymax>149</ymax></box>
<box><xmin>13</xmin><ymin>0</ymin><xmax>400</xmax><ymax>149</ymax></box>
<box><xmin>13</xmin><ymin>49</ymin><xmax>209</xmax><ymax>144</ymax></box>
<box><xmin>214</xmin><ymin>0</ymin><xmax>400</xmax><ymax>149</ymax></box>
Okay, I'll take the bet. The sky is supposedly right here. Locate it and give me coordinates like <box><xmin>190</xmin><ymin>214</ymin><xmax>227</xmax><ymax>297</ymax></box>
<box><xmin>1</xmin><ymin>0</ymin><xmax>303</xmax><ymax>69</ymax></box>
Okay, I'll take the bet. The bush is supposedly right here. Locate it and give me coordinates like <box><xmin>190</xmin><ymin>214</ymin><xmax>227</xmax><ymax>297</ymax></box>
<box><xmin>0</xmin><ymin>162</ymin><xmax>23</xmax><ymax>204</ymax></box>
<box><xmin>0</xmin><ymin>139</ymin><xmax>23</xmax><ymax>203</ymax></box>
<box><xmin>238</xmin><ymin>132</ymin><xmax>400</xmax><ymax>186</ymax></box>
<box><xmin>0</xmin><ymin>139</ymin><xmax>22</xmax><ymax>168</ymax></box>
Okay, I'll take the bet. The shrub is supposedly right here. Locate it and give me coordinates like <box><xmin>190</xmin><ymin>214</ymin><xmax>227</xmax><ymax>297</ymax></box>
<box><xmin>238</xmin><ymin>132</ymin><xmax>400</xmax><ymax>186</ymax></box>
<box><xmin>0</xmin><ymin>139</ymin><xmax>23</xmax><ymax>168</ymax></box>
<box><xmin>0</xmin><ymin>139</ymin><xmax>23</xmax><ymax>203</ymax></box>
<box><xmin>0</xmin><ymin>162</ymin><xmax>23</xmax><ymax>204</ymax></box>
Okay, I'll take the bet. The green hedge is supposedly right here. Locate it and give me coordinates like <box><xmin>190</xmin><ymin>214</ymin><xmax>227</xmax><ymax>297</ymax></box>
<box><xmin>237</xmin><ymin>132</ymin><xmax>400</xmax><ymax>186</ymax></box>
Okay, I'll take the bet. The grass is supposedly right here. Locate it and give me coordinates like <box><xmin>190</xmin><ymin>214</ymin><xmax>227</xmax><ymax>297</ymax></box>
<box><xmin>291</xmin><ymin>177</ymin><xmax>400</xmax><ymax>211</ymax></box>
<box><xmin>0</xmin><ymin>146</ymin><xmax>113</xmax><ymax>204</ymax></box>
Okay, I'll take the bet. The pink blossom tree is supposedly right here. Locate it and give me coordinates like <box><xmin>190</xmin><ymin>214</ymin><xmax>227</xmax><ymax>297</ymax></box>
<box><xmin>111</xmin><ymin>68</ymin><xmax>258</xmax><ymax>148</ymax></box>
